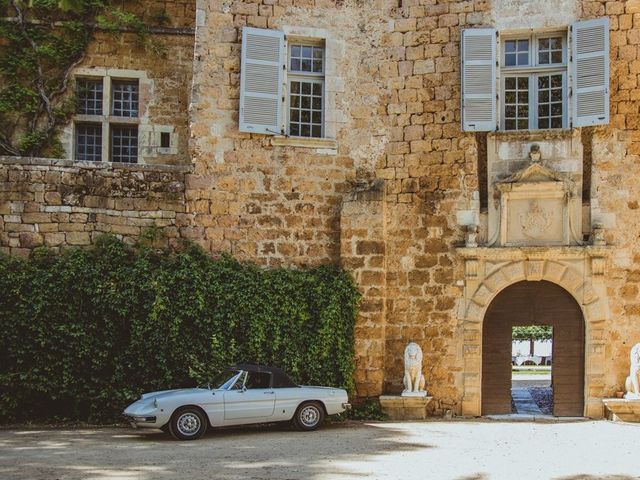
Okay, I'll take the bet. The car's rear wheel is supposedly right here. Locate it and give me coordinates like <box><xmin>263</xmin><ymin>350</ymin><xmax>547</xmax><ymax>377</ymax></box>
<box><xmin>294</xmin><ymin>401</ymin><xmax>325</xmax><ymax>431</ymax></box>
<box><xmin>169</xmin><ymin>407</ymin><xmax>207</xmax><ymax>440</ymax></box>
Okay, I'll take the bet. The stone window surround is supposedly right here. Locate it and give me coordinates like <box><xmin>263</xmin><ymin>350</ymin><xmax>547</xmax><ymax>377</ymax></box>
<box><xmin>269</xmin><ymin>25</ymin><xmax>343</xmax><ymax>153</ymax></box>
<box><xmin>498</xmin><ymin>28</ymin><xmax>569</xmax><ymax>131</ymax></box>
<box><xmin>63</xmin><ymin>67</ymin><xmax>179</xmax><ymax>164</ymax></box>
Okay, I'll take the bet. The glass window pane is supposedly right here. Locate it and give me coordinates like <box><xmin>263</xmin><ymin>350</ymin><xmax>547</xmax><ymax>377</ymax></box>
<box><xmin>551</xmin><ymin>75</ymin><xmax>563</xmax><ymax>87</ymax></box>
<box><xmin>76</xmin><ymin>79</ymin><xmax>103</xmax><ymax>115</ymax></box>
<box><xmin>551</xmin><ymin>117</ymin><xmax>562</xmax><ymax>128</ymax></box>
<box><xmin>551</xmin><ymin>103</ymin><xmax>562</xmax><ymax>115</ymax></box>
<box><xmin>301</xmin><ymin>59</ymin><xmax>312</xmax><ymax>71</ymax></box>
<box><xmin>312</xmin><ymin>111</ymin><xmax>322</xmax><ymax>123</ymax></box>
<box><xmin>301</xmin><ymin>46</ymin><xmax>312</xmax><ymax>58</ymax></box>
<box><xmin>538</xmin><ymin>76</ymin><xmax>549</xmax><ymax>89</ymax></box>
<box><xmin>551</xmin><ymin>89</ymin><xmax>562</xmax><ymax>101</ymax></box>
<box><xmin>75</xmin><ymin>123</ymin><xmax>102</xmax><ymax>161</ymax></box>
<box><xmin>301</xmin><ymin>96</ymin><xmax>311</xmax><ymax>109</ymax></box>
<box><xmin>518</xmin><ymin>39</ymin><xmax>529</xmax><ymax>51</ymax></box>
<box><xmin>291</xmin><ymin>59</ymin><xmax>301</xmax><ymax>71</ymax></box>
<box><xmin>505</xmin><ymin>40</ymin><xmax>517</xmax><ymax>53</ymax></box>
<box><xmin>291</xmin><ymin>110</ymin><xmax>299</xmax><ymax>122</ymax></box>
<box><xmin>290</xmin><ymin>123</ymin><xmax>299</xmax><ymax>136</ymax></box>
<box><xmin>518</xmin><ymin>77</ymin><xmax>528</xmax><ymax>89</ymax></box>
<box><xmin>505</xmin><ymin>119</ymin><xmax>516</xmax><ymax>130</ymax></box>
<box><xmin>517</xmin><ymin>105</ymin><xmax>528</xmax><ymax>117</ymax></box>
<box><xmin>505</xmin><ymin>91</ymin><xmax>516</xmax><ymax>103</ymax></box>
<box><xmin>517</xmin><ymin>91</ymin><xmax>528</xmax><ymax>103</ymax></box>
<box><xmin>301</xmin><ymin>83</ymin><xmax>311</xmax><ymax>95</ymax></box>
<box><xmin>505</xmin><ymin>105</ymin><xmax>516</xmax><ymax>117</ymax></box>
<box><xmin>551</xmin><ymin>51</ymin><xmax>562</xmax><ymax>63</ymax></box>
<box><xmin>518</xmin><ymin>118</ymin><xmax>528</xmax><ymax>129</ymax></box>
<box><xmin>517</xmin><ymin>53</ymin><xmax>528</xmax><ymax>65</ymax></box>
<box><xmin>505</xmin><ymin>53</ymin><xmax>516</xmax><ymax>66</ymax></box>
<box><xmin>291</xmin><ymin>81</ymin><xmax>300</xmax><ymax>94</ymax></box>
<box><xmin>539</xmin><ymin>90</ymin><xmax>549</xmax><ymax>102</ymax></box>
<box><xmin>538</xmin><ymin>52</ymin><xmax>549</xmax><ymax>64</ymax></box>
<box><xmin>313</xmin><ymin>48</ymin><xmax>323</xmax><ymax>59</ymax></box>
<box><xmin>539</xmin><ymin>38</ymin><xmax>549</xmax><ymax>49</ymax></box>
<box><xmin>313</xmin><ymin>60</ymin><xmax>323</xmax><ymax>73</ymax></box>
<box><xmin>291</xmin><ymin>45</ymin><xmax>301</xmax><ymax>57</ymax></box>
<box><xmin>291</xmin><ymin>95</ymin><xmax>300</xmax><ymax>108</ymax></box>
<box><xmin>301</xmin><ymin>110</ymin><xmax>310</xmax><ymax>122</ymax></box>
<box><xmin>312</xmin><ymin>125</ymin><xmax>322</xmax><ymax>137</ymax></box>
<box><xmin>111</xmin><ymin>81</ymin><xmax>139</xmax><ymax>118</ymax></box>
<box><xmin>301</xmin><ymin>124</ymin><xmax>311</xmax><ymax>136</ymax></box>
<box><xmin>505</xmin><ymin>77</ymin><xmax>516</xmax><ymax>89</ymax></box>
<box><xmin>312</xmin><ymin>97</ymin><xmax>322</xmax><ymax>109</ymax></box>
<box><xmin>538</xmin><ymin>104</ymin><xmax>549</xmax><ymax>117</ymax></box>
<box><xmin>312</xmin><ymin>83</ymin><xmax>322</xmax><ymax>95</ymax></box>
<box><xmin>111</xmin><ymin>125</ymin><xmax>138</xmax><ymax>163</ymax></box>
<box><xmin>538</xmin><ymin>118</ymin><xmax>550</xmax><ymax>129</ymax></box>
<box><xmin>549</xmin><ymin>37</ymin><xmax>562</xmax><ymax>50</ymax></box>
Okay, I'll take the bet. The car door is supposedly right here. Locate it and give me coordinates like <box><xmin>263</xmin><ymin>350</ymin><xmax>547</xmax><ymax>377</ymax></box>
<box><xmin>223</xmin><ymin>371</ymin><xmax>276</xmax><ymax>422</ymax></box>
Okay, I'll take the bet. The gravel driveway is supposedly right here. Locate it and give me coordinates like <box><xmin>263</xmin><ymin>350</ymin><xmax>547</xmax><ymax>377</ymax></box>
<box><xmin>1</xmin><ymin>420</ymin><xmax>639</xmax><ymax>480</ymax></box>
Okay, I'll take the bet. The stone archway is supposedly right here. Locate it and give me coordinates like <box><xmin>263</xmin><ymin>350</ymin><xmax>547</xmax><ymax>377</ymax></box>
<box><xmin>482</xmin><ymin>280</ymin><xmax>584</xmax><ymax>416</ymax></box>
<box><xmin>457</xmin><ymin>248</ymin><xmax>610</xmax><ymax>418</ymax></box>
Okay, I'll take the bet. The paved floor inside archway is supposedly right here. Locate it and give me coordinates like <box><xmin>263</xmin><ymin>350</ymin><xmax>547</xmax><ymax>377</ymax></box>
<box><xmin>2</xmin><ymin>420</ymin><xmax>639</xmax><ymax>480</ymax></box>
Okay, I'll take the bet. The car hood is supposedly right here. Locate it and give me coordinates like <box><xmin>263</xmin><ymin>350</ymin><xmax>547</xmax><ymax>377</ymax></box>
<box><xmin>140</xmin><ymin>388</ymin><xmax>213</xmax><ymax>400</ymax></box>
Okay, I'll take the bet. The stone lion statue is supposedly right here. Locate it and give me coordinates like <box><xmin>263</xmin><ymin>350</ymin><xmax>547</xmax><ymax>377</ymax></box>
<box><xmin>403</xmin><ymin>342</ymin><xmax>426</xmax><ymax>395</ymax></box>
<box><xmin>625</xmin><ymin>342</ymin><xmax>640</xmax><ymax>399</ymax></box>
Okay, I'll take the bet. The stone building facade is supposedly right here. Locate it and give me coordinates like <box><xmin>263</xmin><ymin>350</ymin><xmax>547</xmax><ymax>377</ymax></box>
<box><xmin>2</xmin><ymin>0</ymin><xmax>640</xmax><ymax>417</ymax></box>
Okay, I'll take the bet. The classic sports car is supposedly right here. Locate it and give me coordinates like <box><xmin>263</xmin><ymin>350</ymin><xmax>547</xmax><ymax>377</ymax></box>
<box><xmin>123</xmin><ymin>364</ymin><xmax>351</xmax><ymax>440</ymax></box>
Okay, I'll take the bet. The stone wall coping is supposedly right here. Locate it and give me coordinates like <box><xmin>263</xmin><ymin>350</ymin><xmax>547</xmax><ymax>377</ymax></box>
<box><xmin>0</xmin><ymin>156</ymin><xmax>192</xmax><ymax>174</ymax></box>
<box><xmin>456</xmin><ymin>245</ymin><xmax>613</xmax><ymax>260</ymax></box>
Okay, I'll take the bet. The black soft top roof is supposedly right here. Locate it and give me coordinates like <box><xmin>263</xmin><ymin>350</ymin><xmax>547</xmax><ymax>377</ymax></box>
<box><xmin>229</xmin><ymin>364</ymin><xmax>298</xmax><ymax>388</ymax></box>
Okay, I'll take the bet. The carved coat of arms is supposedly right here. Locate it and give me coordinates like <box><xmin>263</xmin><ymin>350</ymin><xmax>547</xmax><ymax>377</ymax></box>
<box><xmin>520</xmin><ymin>201</ymin><xmax>553</xmax><ymax>239</ymax></box>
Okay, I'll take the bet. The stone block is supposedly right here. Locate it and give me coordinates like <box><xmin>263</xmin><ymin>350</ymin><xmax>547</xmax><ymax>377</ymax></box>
<box><xmin>379</xmin><ymin>395</ymin><xmax>433</xmax><ymax>420</ymax></box>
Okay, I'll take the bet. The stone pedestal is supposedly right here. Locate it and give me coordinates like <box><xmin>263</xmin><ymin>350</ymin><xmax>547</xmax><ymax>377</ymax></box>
<box><xmin>379</xmin><ymin>395</ymin><xmax>433</xmax><ymax>420</ymax></box>
<box><xmin>602</xmin><ymin>398</ymin><xmax>640</xmax><ymax>423</ymax></box>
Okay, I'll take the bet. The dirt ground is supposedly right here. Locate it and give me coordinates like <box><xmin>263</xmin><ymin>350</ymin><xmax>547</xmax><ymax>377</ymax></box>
<box><xmin>1</xmin><ymin>419</ymin><xmax>639</xmax><ymax>480</ymax></box>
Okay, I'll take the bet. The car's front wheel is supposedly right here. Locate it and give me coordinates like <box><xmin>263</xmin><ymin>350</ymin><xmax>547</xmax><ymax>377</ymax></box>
<box><xmin>169</xmin><ymin>407</ymin><xmax>208</xmax><ymax>440</ymax></box>
<box><xmin>294</xmin><ymin>401</ymin><xmax>325</xmax><ymax>431</ymax></box>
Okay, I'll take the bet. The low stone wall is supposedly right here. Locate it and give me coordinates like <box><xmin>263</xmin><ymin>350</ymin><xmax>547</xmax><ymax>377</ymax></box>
<box><xmin>0</xmin><ymin>157</ymin><xmax>189</xmax><ymax>255</ymax></box>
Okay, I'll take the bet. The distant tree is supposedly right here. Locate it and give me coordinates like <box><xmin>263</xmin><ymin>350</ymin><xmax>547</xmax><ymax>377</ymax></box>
<box><xmin>512</xmin><ymin>325</ymin><xmax>552</xmax><ymax>356</ymax></box>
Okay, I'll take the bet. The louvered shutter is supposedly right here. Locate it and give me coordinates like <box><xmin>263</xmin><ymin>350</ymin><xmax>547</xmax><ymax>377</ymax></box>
<box><xmin>239</xmin><ymin>27</ymin><xmax>285</xmax><ymax>135</ymax></box>
<box><xmin>571</xmin><ymin>18</ymin><xmax>609</xmax><ymax>127</ymax></box>
<box><xmin>461</xmin><ymin>28</ymin><xmax>497</xmax><ymax>132</ymax></box>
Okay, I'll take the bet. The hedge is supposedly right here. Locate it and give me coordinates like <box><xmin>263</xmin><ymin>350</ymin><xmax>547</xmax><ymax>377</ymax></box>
<box><xmin>0</xmin><ymin>235</ymin><xmax>359</xmax><ymax>423</ymax></box>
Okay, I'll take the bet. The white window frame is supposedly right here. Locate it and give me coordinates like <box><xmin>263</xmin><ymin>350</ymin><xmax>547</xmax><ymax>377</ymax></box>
<box><xmin>499</xmin><ymin>31</ymin><xmax>568</xmax><ymax>131</ymax></box>
<box><xmin>285</xmin><ymin>40</ymin><xmax>326</xmax><ymax>139</ymax></box>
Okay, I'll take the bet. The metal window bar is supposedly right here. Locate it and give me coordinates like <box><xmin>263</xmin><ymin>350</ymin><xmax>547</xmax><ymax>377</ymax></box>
<box><xmin>76</xmin><ymin>79</ymin><xmax>103</xmax><ymax>115</ymax></box>
<box><xmin>75</xmin><ymin>123</ymin><xmax>102</xmax><ymax>161</ymax></box>
<box><xmin>111</xmin><ymin>125</ymin><xmax>138</xmax><ymax>163</ymax></box>
<box><xmin>111</xmin><ymin>81</ymin><xmax>139</xmax><ymax>117</ymax></box>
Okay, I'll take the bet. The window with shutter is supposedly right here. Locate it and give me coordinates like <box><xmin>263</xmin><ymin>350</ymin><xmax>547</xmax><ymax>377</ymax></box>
<box><xmin>461</xmin><ymin>28</ymin><xmax>497</xmax><ymax>132</ymax></box>
<box><xmin>239</xmin><ymin>27</ymin><xmax>285</xmax><ymax>135</ymax></box>
<box><xmin>571</xmin><ymin>18</ymin><xmax>609</xmax><ymax>127</ymax></box>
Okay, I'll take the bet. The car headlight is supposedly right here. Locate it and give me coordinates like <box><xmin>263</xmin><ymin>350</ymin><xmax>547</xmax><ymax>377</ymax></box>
<box><xmin>153</xmin><ymin>399</ymin><xmax>158</xmax><ymax>408</ymax></box>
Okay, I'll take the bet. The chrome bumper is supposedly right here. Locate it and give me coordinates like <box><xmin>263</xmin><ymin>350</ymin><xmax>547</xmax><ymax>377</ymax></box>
<box><xmin>342</xmin><ymin>402</ymin><xmax>352</xmax><ymax>410</ymax></box>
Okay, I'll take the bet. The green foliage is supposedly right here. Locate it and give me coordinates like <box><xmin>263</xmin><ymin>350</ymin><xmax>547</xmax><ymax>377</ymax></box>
<box><xmin>347</xmin><ymin>398</ymin><xmax>385</xmax><ymax>421</ymax></box>
<box><xmin>512</xmin><ymin>325</ymin><xmax>553</xmax><ymax>342</ymax></box>
<box><xmin>0</xmin><ymin>236</ymin><xmax>360</xmax><ymax>423</ymax></box>
<box><xmin>0</xmin><ymin>1</ymin><xmax>163</xmax><ymax>157</ymax></box>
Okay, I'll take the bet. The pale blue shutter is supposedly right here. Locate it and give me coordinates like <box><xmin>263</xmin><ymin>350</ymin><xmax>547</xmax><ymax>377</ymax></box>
<box><xmin>461</xmin><ymin>28</ymin><xmax>497</xmax><ymax>132</ymax></box>
<box><xmin>239</xmin><ymin>27</ymin><xmax>285</xmax><ymax>135</ymax></box>
<box><xmin>571</xmin><ymin>18</ymin><xmax>610</xmax><ymax>127</ymax></box>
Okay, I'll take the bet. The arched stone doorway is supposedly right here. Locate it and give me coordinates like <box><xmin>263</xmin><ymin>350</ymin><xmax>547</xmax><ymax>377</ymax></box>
<box><xmin>481</xmin><ymin>281</ymin><xmax>585</xmax><ymax>416</ymax></box>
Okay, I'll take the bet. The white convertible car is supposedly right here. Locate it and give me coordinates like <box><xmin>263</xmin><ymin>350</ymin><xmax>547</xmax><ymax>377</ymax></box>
<box><xmin>123</xmin><ymin>364</ymin><xmax>351</xmax><ymax>440</ymax></box>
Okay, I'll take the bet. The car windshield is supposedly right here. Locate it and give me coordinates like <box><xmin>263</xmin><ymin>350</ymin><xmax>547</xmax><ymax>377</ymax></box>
<box><xmin>210</xmin><ymin>370</ymin><xmax>242</xmax><ymax>390</ymax></box>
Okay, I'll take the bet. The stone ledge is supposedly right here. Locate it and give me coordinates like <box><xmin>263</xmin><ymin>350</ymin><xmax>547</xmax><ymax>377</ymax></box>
<box><xmin>602</xmin><ymin>398</ymin><xmax>640</xmax><ymax>423</ymax></box>
<box><xmin>270</xmin><ymin>136</ymin><xmax>338</xmax><ymax>151</ymax></box>
<box><xmin>379</xmin><ymin>395</ymin><xmax>433</xmax><ymax>420</ymax></box>
<box><xmin>0</xmin><ymin>156</ymin><xmax>192</xmax><ymax>173</ymax></box>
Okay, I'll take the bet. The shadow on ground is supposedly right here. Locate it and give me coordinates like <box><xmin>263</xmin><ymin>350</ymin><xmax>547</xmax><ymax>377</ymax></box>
<box><xmin>0</xmin><ymin>422</ymin><xmax>429</xmax><ymax>480</ymax></box>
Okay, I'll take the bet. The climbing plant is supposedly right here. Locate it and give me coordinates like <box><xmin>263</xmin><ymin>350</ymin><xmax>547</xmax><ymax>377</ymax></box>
<box><xmin>0</xmin><ymin>235</ymin><xmax>360</xmax><ymax>423</ymax></box>
<box><xmin>0</xmin><ymin>0</ymin><xmax>165</xmax><ymax>157</ymax></box>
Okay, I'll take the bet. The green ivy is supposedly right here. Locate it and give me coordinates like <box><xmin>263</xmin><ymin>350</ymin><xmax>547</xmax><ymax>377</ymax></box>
<box><xmin>0</xmin><ymin>1</ymin><xmax>166</xmax><ymax>157</ymax></box>
<box><xmin>0</xmin><ymin>236</ymin><xmax>360</xmax><ymax>423</ymax></box>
